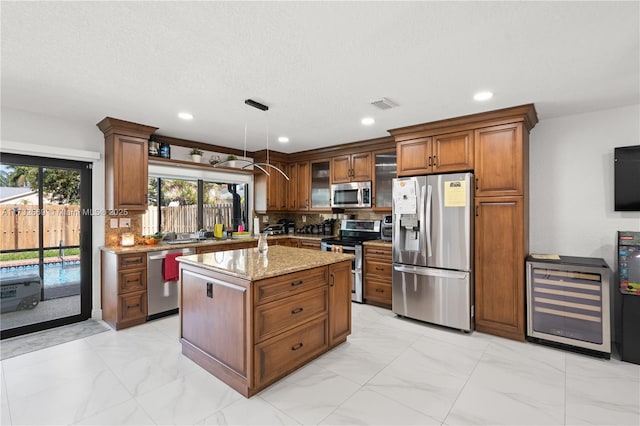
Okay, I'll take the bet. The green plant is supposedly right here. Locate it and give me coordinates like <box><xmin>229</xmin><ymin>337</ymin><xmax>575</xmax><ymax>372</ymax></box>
<box><xmin>190</xmin><ymin>148</ymin><xmax>203</xmax><ymax>156</ymax></box>
<box><xmin>226</xmin><ymin>154</ymin><xmax>237</xmax><ymax>161</ymax></box>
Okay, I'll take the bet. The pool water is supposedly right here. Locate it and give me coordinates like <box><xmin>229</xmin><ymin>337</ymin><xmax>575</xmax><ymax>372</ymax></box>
<box><xmin>0</xmin><ymin>262</ymin><xmax>81</xmax><ymax>287</ymax></box>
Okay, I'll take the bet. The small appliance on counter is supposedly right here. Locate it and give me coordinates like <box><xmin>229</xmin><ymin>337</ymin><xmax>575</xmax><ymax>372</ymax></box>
<box><xmin>262</xmin><ymin>223</ymin><xmax>286</xmax><ymax>235</ymax></box>
<box><xmin>381</xmin><ymin>215</ymin><xmax>393</xmax><ymax>241</ymax></box>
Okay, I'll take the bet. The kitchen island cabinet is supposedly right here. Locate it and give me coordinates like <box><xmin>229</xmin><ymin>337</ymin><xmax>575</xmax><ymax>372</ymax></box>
<box><xmin>178</xmin><ymin>245</ymin><xmax>353</xmax><ymax>397</ymax></box>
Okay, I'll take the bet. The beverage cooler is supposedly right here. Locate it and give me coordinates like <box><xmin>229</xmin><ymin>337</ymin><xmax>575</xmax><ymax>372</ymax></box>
<box><xmin>618</xmin><ymin>231</ymin><xmax>640</xmax><ymax>364</ymax></box>
<box><xmin>526</xmin><ymin>255</ymin><xmax>611</xmax><ymax>357</ymax></box>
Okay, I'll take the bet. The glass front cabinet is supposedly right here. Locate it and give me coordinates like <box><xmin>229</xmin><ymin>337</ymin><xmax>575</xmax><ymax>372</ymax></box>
<box><xmin>373</xmin><ymin>150</ymin><xmax>397</xmax><ymax>210</ymax></box>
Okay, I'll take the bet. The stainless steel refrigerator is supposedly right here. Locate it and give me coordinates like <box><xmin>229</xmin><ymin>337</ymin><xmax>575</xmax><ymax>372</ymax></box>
<box><xmin>392</xmin><ymin>173</ymin><xmax>474</xmax><ymax>331</ymax></box>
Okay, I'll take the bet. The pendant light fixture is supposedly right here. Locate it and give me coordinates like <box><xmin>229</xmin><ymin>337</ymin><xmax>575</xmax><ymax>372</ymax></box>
<box><xmin>211</xmin><ymin>99</ymin><xmax>289</xmax><ymax>181</ymax></box>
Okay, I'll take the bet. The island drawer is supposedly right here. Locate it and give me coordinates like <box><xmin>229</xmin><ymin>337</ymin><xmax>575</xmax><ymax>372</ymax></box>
<box><xmin>254</xmin><ymin>266</ymin><xmax>328</xmax><ymax>305</ymax></box>
<box><xmin>254</xmin><ymin>317</ymin><xmax>328</xmax><ymax>387</ymax></box>
<box><xmin>255</xmin><ymin>286</ymin><xmax>328</xmax><ymax>342</ymax></box>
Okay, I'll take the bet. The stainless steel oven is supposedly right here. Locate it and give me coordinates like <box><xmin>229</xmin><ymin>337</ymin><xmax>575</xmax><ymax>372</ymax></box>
<box><xmin>321</xmin><ymin>219</ymin><xmax>381</xmax><ymax>303</ymax></box>
<box><xmin>321</xmin><ymin>240</ymin><xmax>363</xmax><ymax>302</ymax></box>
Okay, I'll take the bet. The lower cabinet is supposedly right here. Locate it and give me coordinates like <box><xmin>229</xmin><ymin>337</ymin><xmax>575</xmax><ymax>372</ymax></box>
<box><xmin>101</xmin><ymin>251</ymin><xmax>148</xmax><ymax>330</ymax></box>
<box><xmin>180</xmin><ymin>259</ymin><xmax>352</xmax><ymax>397</ymax></box>
<box><xmin>298</xmin><ymin>238</ymin><xmax>321</xmax><ymax>250</ymax></box>
<box><xmin>363</xmin><ymin>245</ymin><xmax>392</xmax><ymax>308</ymax></box>
<box><xmin>474</xmin><ymin>196</ymin><xmax>525</xmax><ymax>341</ymax></box>
<box><xmin>196</xmin><ymin>240</ymin><xmax>257</xmax><ymax>254</ymax></box>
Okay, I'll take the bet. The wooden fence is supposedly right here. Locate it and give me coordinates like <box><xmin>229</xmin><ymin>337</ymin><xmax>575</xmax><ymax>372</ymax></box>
<box><xmin>0</xmin><ymin>205</ymin><xmax>80</xmax><ymax>251</ymax></box>
<box><xmin>142</xmin><ymin>203</ymin><xmax>234</xmax><ymax>234</ymax></box>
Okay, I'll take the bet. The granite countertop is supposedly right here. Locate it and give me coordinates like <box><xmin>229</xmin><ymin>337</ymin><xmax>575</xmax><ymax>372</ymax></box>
<box><xmin>363</xmin><ymin>240</ymin><xmax>392</xmax><ymax>248</ymax></box>
<box><xmin>100</xmin><ymin>234</ymin><xmax>327</xmax><ymax>254</ymax></box>
<box><xmin>178</xmin><ymin>245</ymin><xmax>354</xmax><ymax>281</ymax></box>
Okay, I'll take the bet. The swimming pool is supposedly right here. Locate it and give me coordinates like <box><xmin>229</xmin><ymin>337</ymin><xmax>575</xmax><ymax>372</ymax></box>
<box><xmin>0</xmin><ymin>261</ymin><xmax>81</xmax><ymax>287</ymax></box>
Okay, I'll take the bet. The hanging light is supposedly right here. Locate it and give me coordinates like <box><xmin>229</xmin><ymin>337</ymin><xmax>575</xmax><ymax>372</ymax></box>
<box><xmin>212</xmin><ymin>99</ymin><xmax>289</xmax><ymax>180</ymax></box>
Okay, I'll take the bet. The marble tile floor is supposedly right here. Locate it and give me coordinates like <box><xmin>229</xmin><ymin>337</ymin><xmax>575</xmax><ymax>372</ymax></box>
<box><xmin>1</xmin><ymin>303</ymin><xmax>638</xmax><ymax>425</ymax></box>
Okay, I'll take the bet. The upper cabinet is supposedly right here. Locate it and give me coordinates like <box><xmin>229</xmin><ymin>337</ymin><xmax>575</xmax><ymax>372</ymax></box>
<box><xmin>310</xmin><ymin>160</ymin><xmax>331</xmax><ymax>210</ymax></box>
<box><xmin>474</xmin><ymin>123</ymin><xmax>524</xmax><ymax>197</ymax></box>
<box><xmin>293</xmin><ymin>161</ymin><xmax>310</xmax><ymax>211</ymax></box>
<box><xmin>97</xmin><ymin>117</ymin><xmax>158</xmax><ymax>212</ymax></box>
<box><xmin>331</xmin><ymin>152</ymin><xmax>372</xmax><ymax>183</ymax></box>
<box><xmin>373</xmin><ymin>150</ymin><xmax>397</xmax><ymax>210</ymax></box>
<box><xmin>396</xmin><ymin>130</ymin><xmax>473</xmax><ymax>177</ymax></box>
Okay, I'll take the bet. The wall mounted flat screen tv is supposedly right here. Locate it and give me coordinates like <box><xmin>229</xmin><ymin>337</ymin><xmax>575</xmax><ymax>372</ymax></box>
<box><xmin>614</xmin><ymin>145</ymin><xmax>640</xmax><ymax>211</ymax></box>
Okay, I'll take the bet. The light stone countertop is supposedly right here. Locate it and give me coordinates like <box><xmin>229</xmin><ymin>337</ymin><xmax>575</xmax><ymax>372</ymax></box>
<box><xmin>100</xmin><ymin>234</ymin><xmax>326</xmax><ymax>254</ymax></box>
<box><xmin>363</xmin><ymin>240</ymin><xmax>392</xmax><ymax>248</ymax></box>
<box><xmin>178</xmin><ymin>245</ymin><xmax>354</xmax><ymax>281</ymax></box>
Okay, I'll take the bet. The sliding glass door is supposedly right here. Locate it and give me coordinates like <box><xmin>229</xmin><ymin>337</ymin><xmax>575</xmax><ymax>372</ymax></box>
<box><xmin>0</xmin><ymin>153</ymin><xmax>92</xmax><ymax>339</ymax></box>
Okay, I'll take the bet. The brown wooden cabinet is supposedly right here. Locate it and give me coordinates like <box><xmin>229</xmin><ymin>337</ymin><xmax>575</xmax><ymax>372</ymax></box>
<box><xmin>363</xmin><ymin>245</ymin><xmax>392</xmax><ymax>308</ymax></box>
<box><xmin>297</xmin><ymin>239</ymin><xmax>321</xmax><ymax>250</ymax></box>
<box><xmin>196</xmin><ymin>240</ymin><xmax>257</xmax><ymax>254</ymax></box>
<box><xmin>295</xmin><ymin>161</ymin><xmax>310</xmax><ymax>211</ymax></box>
<box><xmin>397</xmin><ymin>130</ymin><xmax>473</xmax><ymax>177</ymax></box>
<box><xmin>474</xmin><ymin>123</ymin><xmax>524</xmax><ymax>197</ymax></box>
<box><xmin>179</xmin><ymin>259</ymin><xmax>351</xmax><ymax>397</ymax></box>
<box><xmin>390</xmin><ymin>104</ymin><xmax>537</xmax><ymax>341</ymax></box>
<box><xmin>101</xmin><ymin>251</ymin><xmax>148</xmax><ymax>330</ymax></box>
<box><xmin>474</xmin><ymin>197</ymin><xmax>525</xmax><ymax>340</ymax></box>
<box><xmin>331</xmin><ymin>152</ymin><xmax>372</xmax><ymax>183</ymax></box>
<box><xmin>97</xmin><ymin>117</ymin><xmax>158</xmax><ymax>212</ymax></box>
<box><xmin>329</xmin><ymin>261</ymin><xmax>352</xmax><ymax>345</ymax></box>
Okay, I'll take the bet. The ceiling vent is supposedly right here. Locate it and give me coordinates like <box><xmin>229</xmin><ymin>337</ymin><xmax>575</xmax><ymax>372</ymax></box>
<box><xmin>370</xmin><ymin>97</ymin><xmax>397</xmax><ymax>110</ymax></box>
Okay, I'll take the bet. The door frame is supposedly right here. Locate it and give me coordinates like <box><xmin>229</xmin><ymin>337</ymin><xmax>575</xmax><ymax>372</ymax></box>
<box><xmin>1</xmin><ymin>153</ymin><xmax>92</xmax><ymax>339</ymax></box>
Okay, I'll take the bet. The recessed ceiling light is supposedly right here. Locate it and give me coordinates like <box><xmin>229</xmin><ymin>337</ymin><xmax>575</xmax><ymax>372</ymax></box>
<box><xmin>473</xmin><ymin>91</ymin><xmax>493</xmax><ymax>101</ymax></box>
<box><xmin>278</xmin><ymin>136</ymin><xmax>289</xmax><ymax>143</ymax></box>
<box><xmin>361</xmin><ymin>117</ymin><xmax>375</xmax><ymax>126</ymax></box>
<box><xmin>178</xmin><ymin>112</ymin><xmax>194</xmax><ymax>120</ymax></box>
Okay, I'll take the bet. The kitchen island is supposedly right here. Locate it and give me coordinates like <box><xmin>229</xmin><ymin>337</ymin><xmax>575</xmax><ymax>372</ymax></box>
<box><xmin>177</xmin><ymin>245</ymin><xmax>354</xmax><ymax>397</ymax></box>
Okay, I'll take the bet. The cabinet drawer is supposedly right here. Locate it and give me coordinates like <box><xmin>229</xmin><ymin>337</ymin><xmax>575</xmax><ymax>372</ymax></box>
<box><xmin>363</xmin><ymin>246</ymin><xmax>391</xmax><ymax>258</ymax></box>
<box><xmin>118</xmin><ymin>253</ymin><xmax>146</xmax><ymax>270</ymax></box>
<box><xmin>255</xmin><ymin>287</ymin><xmax>328</xmax><ymax>342</ymax></box>
<box><xmin>119</xmin><ymin>268</ymin><xmax>146</xmax><ymax>293</ymax></box>
<box><xmin>119</xmin><ymin>291</ymin><xmax>146</xmax><ymax>322</ymax></box>
<box><xmin>364</xmin><ymin>259</ymin><xmax>392</xmax><ymax>278</ymax></box>
<box><xmin>254</xmin><ymin>266</ymin><xmax>328</xmax><ymax>305</ymax></box>
<box><xmin>364</xmin><ymin>279</ymin><xmax>392</xmax><ymax>305</ymax></box>
<box><xmin>254</xmin><ymin>317</ymin><xmax>328</xmax><ymax>387</ymax></box>
<box><xmin>298</xmin><ymin>239</ymin><xmax>321</xmax><ymax>250</ymax></box>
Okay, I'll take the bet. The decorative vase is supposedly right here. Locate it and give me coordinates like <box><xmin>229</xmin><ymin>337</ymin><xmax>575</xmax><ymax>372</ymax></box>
<box><xmin>191</xmin><ymin>154</ymin><xmax>202</xmax><ymax>163</ymax></box>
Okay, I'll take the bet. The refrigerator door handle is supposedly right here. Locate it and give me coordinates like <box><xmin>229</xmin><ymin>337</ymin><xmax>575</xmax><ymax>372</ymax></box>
<box><xmin>393</xmin><ymin>264</ymin><xmax>468</xmax><ymax>279</ymax></box>
<box><xmin>425</xmin><ymin>184</ymin><xmax>432</xmax><ymax>258</ymax></box>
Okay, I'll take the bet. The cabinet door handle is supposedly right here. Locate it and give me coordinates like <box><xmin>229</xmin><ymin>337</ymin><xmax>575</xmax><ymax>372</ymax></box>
<box><xmin>128</xmin><ymin>303</ymin><xmax>140</xmax><ymax>308</ymax></box>
<box><xmin>330</xmin><ymin>273</ymin><xmax>335</xmax><ymax>287</ymax></box>
<box><xmin>375</xmin><ymin>288</ymin><xmax>384</xmax><ymax>293</ymax></box>
<box><xmin>475</xmin><ymin>205</ymin><xmax>479</xmax><ymax>217</ymax></box>
<box><xmin>432</xmin><ymin>155</ymin><xmax>437</xmax><ymax>166</ymax></box>
<box><xmin>291</xmin><ymin>280</ymin><xmax>304</xmax><ymax>287</ymax></box>
<box><xmin>475</xmin><ymin>178</ymin><xmax>479</xmax><ymax>191</ymax></box>
<box><xmin>291</xmin><ymin>342</ymin><xmax>304</xmax><ymax>351</ymax></box>
<box><xmin>291</xmin><ymin>307</ymin><xmax>304</xmax><ymax>314</ymax></box>
<box><xmin>206</xmin><ymin>282</ymin><xmax>213</xmax><ymax>298</ymax></box>
<box><xmin>428</xmin><ymin>156</ymin><xmax>432</xmax><ymax>167</ymax></box>
<box><xmin>375</xmin><ymin>267</ymin><xmax>385</xmax><ymax>271</ymax></box>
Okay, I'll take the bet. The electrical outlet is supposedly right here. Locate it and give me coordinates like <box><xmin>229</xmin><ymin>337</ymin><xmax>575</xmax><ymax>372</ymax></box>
<box><xmin>110</xmin><ymin>219</ymin><xmax>118</xmax><ymax>229</ymax></box>
<box><xmin>263</xmin><ymin>215</ymin><xmax>269</xmax><ymax>223</ymax></box>
<box><xmin>119</xmin><ymin>218</ymin><xmax>131</xmax><ymax>228</ymax></box>
<box><xmin>302</xmin><ymin>215</ymin><xmax>306</xmax><ymax>223</ymax></box>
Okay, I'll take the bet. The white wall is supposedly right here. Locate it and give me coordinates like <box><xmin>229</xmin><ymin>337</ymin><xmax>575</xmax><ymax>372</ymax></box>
<box><xmin>530</xmin><ymin>104</ymin><xmax>640</xmax><ymax>270</ymax></box>
<box><xmin>1</xmin><ymin>107</ymin><xmax>106</xmax><ymax>319</ymax></box>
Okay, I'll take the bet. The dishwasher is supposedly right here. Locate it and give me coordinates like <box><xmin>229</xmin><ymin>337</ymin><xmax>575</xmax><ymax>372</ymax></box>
<box><xmin>147</xmin><ymin>247</ymin><xmax>195</xmax><ymax>320</ymax></box>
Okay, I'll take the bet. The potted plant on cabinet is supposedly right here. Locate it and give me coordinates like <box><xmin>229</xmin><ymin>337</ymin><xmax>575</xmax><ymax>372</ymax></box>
<box><xmin>225</xmin><ymin>154</ymin><xmax>238</xmax><ymax>167</ymax></box>
<box><xmin>190</xmin><ymin>148</ymin><xmax>204</xmax><ymax>163</ymax></box>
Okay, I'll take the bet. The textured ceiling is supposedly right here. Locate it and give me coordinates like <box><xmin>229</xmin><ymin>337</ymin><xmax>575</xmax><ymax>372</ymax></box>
<box><xmin>2</xmin><ymin>1</ymin><xmax>638</xmax><ymax>153</ymax></box>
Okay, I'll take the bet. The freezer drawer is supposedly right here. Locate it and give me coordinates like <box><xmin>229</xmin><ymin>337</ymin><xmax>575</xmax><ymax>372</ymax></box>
<box><xmin>392</xmin><ymin>264</ymin><xmax>473</xmax><ymax>331</ymax></box>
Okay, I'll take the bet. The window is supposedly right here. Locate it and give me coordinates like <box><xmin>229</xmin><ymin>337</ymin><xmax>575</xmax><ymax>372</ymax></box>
<box><xmin>142</xmin><ymin>176</ymin><xmax>248</xmax><ymax>235</ymax></box>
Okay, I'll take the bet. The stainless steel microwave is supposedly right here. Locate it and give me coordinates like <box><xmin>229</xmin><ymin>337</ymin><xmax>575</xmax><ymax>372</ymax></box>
<box><xmin>331</xmin><ymin>181</ymin><xmax>372</xmax><ymax>208</ymax></box>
